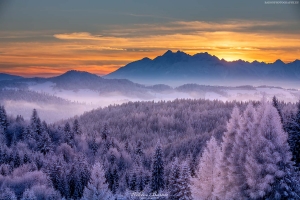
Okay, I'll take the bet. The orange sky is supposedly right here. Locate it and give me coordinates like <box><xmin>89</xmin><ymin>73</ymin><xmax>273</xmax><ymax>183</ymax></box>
<box><xmin>0</xmin><ymin>20</ymin><xmax>300</xmax><ymax>77</ymax></box>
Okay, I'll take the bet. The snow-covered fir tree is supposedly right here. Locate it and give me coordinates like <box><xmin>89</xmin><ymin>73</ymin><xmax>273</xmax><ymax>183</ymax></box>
<box><xmin>168</xmin><ymin>158</ymin><xmax>181</xmax><ymax>200</ymax></box>
<box><xmin>272</xmin><ymin>96</ymin><xmax>283</xmax><ymax>124</ymax></box>
<box><xmin>0</xmin><ymin>105</ymin><xmax>8</xmax><ymax>133</ymax></box>
<box><xmin>192</xmin><ymin>136</ymin><xmax>221</xmax><ymax>200</ymax></box>
<box><xmin>0</xmin><ymin>188</ymin><xmax>17</xmax><ymax>200</ymax></box>
<box><xmin>82</xmin><ymin>162</ymin><xmax>113</xmax><ymax>200</ymax></box>
<box><xmin>21</xmin><ymin>189</ymin><xmax>37</xmax><ymax>200</ymax></box>
<box><xmin>286</xmin><ymin>101</ymin><xmax>300</xmax><ymax>166</ymax></box>
<box><xmin>215</xmin><ymin>106</ymin><xmax>241</xmax><ymax>199</ymax></box>
<box><xmin>151</xmin><ymin>142</ymin><xmax>165</xmax><ymax>194</ymax></box>
<box><xmin>245</xmin><ymin>103</ymin><xmax>299</xmax><ymax>199</ymax></box>
<box><xmin>177</xmin><ymin>162</ymin><xmax>192</xmax><ymax>200</ymax></box>
<box><xmin>73</xmin><ymin>119</ymin><xmax>82</xmax><ymax>135</ymax></box>
<box><xmin>226</xmin><ymin>103</ymin><xmax>256</xmax><ymax>199</ymax></box>
<box><xmin>30</xmin><ymin>109</ymin><xmax>42</xmax><ymax>136</ymax></box>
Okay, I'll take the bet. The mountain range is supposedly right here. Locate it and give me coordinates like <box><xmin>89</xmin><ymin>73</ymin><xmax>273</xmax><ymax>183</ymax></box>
<box><xmin>0</xmin><ymin>73</ymin><xmax>24</xmax><ymax>81</ymax></box>
<box><xmin>0</xmin><ymin>70</ymin><xmax>148</xmax><ymax>95</ymax></box>
<box><xmin>105</xmin><ymin>50</ymin><xmax>300</xmax><ymax>86</ymax></box>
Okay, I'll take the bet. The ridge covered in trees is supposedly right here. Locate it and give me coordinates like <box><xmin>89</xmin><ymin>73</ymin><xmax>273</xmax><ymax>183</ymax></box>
<box><xmin>0</xmin><ymin>98</ymin><xmax>299</xmax><ymax>199</ymax></box>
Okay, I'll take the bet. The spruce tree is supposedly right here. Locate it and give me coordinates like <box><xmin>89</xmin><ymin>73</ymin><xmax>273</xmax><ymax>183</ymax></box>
<box><xmin>177</xmin><ymin>162</ymin><xmax>192</xmax><ymax>200</ymax></box>
<box><xmin>0</xmin><ymin>105</ymin><xmax>8</xmax><ymax>133</ymax></box>
<box><xmin>151</xmin><ymin>143</ymin><xmax>165</xmax><ymax>194</ymax></box>
<box><xmin>72</xmin><ymin>119</ymin><xmax>82</xmax><ymax>135</ymax></box>
<box><xmin>37</xmin><ymin>131</ymin><xmax>52</xmax><ymax>155</ymax></box>
<box><xmin>112</xmin><ymin>167</ymin><xmax>119</xmax><ymax>194</ymax></box>
<box><xmin>21</xmin><ymin>189</ymin><xmax>37</xmax><ymax>200</ymax></box>
<box><xmin>0</xmin><ymin>188</ymin><xmax>17</xmax><ymax>200</ymax></box>
<box><xmin>272</xmin><ymin>96</ymin><xmax>283</xmax><ymax>124</ymax></box>
<box><xmin>286</xmin><ymin>101</ymin><xmax>300</xmax><ymax>166</ymax></box>
<box><xmin>130</xmin><ymin>172</ymin><xmax>137</xmax><ymax>191</ymax></box>
<box><xmin>102</xmin><ymin>123</ymin><xmax>108</xmax><ymax>140</ymax></box>
<box><xmin>64</xmin><ymin>122</ymin><xmax>74</xmax><ymax>147</ymax></box>
<box><xmin>168</xmin><ymin>158</ymin><xmax>181</xmax><ymax>200</ymax></box>
<box><xmin>30</xmin><ymin>109</ymin><xmax>42</xmax><ymax>136</ymax></box>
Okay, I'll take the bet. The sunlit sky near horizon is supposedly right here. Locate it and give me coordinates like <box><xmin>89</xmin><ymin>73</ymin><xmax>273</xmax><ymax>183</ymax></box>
<box><xmin>0</xmin><ymin>0</ymin><xmax>299</xmax><ymax>77</ymax></box>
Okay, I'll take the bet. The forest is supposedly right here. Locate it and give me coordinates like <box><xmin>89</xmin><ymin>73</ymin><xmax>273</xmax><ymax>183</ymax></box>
<box><xmin>0</xmin><ymin>97</ymin><xmax>299</xmax><ymax>199</ymax></box>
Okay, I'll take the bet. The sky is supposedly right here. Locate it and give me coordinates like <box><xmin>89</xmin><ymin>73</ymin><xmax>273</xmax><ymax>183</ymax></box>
<box><xmin>0</xmin><ymin>0</ymin><xmax>299</xmax><ymax>77</ymax></box>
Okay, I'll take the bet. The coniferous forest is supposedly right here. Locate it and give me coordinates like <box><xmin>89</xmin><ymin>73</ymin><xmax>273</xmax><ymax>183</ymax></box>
<box><xmin>0</xmin><ymin>97</ymin><xmax>300</xmax><ymax>199</ymax></box>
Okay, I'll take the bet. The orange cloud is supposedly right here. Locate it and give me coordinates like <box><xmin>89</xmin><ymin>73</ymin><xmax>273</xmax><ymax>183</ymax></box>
<box><xmin>0</xmin><ymin>20</ymin><xmax>299</xmax><ymax>77</ymax></box>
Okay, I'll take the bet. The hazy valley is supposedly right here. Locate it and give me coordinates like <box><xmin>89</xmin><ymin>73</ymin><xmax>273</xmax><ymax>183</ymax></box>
<box><xmin>1</xmin><ymin>67</ymin><xmax>300</xmax><ymax>122</ymax></box>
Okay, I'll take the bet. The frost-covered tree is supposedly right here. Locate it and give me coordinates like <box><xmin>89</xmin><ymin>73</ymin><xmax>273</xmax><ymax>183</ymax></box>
<box><xmin>0</xmin><ymin>105</ymin><xmax>8</xmax><ymax>133</ymax></box>
<box><xmin>73</xmin><ymin>119</ymin><xmax>82</xmax><ymax>135</ymax></box>
<box><xmin>129</xmin><ymin>172</ymin><xmax>137</xmax><ymax>191</ymax></box>
<box><xmin>286</xmin><ymin>101</ymin><xmax>300</xmax><ymax>166</ymax></box>
<box><xmin>30</xmin><ymin>109</ymin><xmax>42</xmax><ymax>136</ymax></box>
<box><xmin>102</xmin><ymin>123</ymin><xmax>108</xmax><ymax>140</ymax></box>
<box><xmin>272</xmin><ymin>96</ymin><xmax>283</xmax><ymax>124</ymax></box>
<box><xmin>37</xmin><ymin>131</ymin><xmax>52</xmax><ymax>155</ymax></box>
<box><xmin>177</xmin><ymin>162</ymin><xmax>192</xmax><ymax>200</ymax></box>
<box><xmin>245</xmin><ymin>103</ymin><xmax>299</xmax><ymax>199</ymax></box>
<box><xmin>168</xmin><ymin>158</ymin><xmax>181</xmax><ymax>200</ymax></box>
<box><xmin>68</xmin><ymin>156</ymin><xmax>90</xmax><ymax>199</ymax></box>
<box><xmin>226</xmin><ymin>103</ymin><xmax>256</xmax><ymax>199</ymax></box>
<box><xmin>0</xmin><ymin>187</ymin><xmax>17</xmax><ymax>200</ymax></box>
<box><xmin>151</xmin><ymin>143</ymin><xmax>165</xmax><ymax>193</ymax></box>
<box><xmin>64</xmin><ymin>122</ymin><xmax>74</xmax><ymax>147</ymax></box>
<box><xmin>87</xmin><ymin>133</ymin><xmax>99</xmax><ymax>155</ymax></box>
<box><xmin>82</xmin><ymin>162</ymin><xmax>113</xmax><ymax>200</ymax></box>
<box><xmin>215</xmin><ymin>106</ymin><xmax>241</xmax><ymax>199</ymax></box>
<box><xmin>21</xmin><ymin>189</ymin><xmax>37</xmax><ymax>200</ymax></box>
<box><xmin>192</xmin><ymin>137</ymin><xmax>221</xmax><ymax>200</ymax></box>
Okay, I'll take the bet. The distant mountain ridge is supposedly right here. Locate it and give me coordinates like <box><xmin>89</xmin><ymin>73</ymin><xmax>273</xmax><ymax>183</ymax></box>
<box><xmin>0</xmin><ymin>73</ymin><xmax>24</xmax><ymax>81</ymax></box>
<box><xmin>0</xmin><ymin>70</ymin><xmax>151</xmax><ymax>97</ymax></box>
<box><xmin>105</xmin><ymin>50</ymin><xmax>300</xmax><ymax>86</ymax></box>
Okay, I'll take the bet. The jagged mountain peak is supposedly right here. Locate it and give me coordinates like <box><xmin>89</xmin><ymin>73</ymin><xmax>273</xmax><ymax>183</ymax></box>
<box><xmin>105</xmin><ymin>50</ymin><xmax>300</xmax><ymax>84</ymax></box>
<box><xmin>154</xmin><ymin>50</ymin><xmax>190</xmax><ymax>62</ymax></box>
<box><xmin>273</xmin><ymin>59</ymin><xmax>285</xmax><ymax>65</ymax></box>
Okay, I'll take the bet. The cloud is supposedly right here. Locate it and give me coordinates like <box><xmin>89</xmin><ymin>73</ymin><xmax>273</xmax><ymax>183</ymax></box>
<box><xmin>54</xmin><ymin>32</ymin><xmax>103</xmax><ymax>40</ymax></box>
<box><xmin>54</xmin><ymin>20</ymin><xmax>293</xmax><ymax>41</ymax></box>
<box><xmin>1</xmin><ymin>19</ymin><xmax>299</xmax><ymax>77</ymax></box>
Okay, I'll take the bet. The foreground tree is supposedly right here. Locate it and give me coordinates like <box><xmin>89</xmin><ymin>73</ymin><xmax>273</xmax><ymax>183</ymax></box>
<box><xmin>177</xmin><ymin>162</ymin><xmax>192</xmax><ymax>200</ymax></box>
<box><xmin>286</xmin><ymin>101</ymin><xmax>300</xmax><ymax>166</ymax></box>
<box><xmin>0</xmin><ymin>105</ymin><xmax>8</xmax><ymax>133</ymax></box>
<box><xmin>215</xmin><ymin>106</ymin><xmax>241</xmax><ymax>199</ymax></box>
<box><xmin>82</xmin><ymin>162</ymin><xmax>113</xmax><ymax>200</ymax></box>
<box><xmin>0</xmin><ymin>188</ymin><xmax>17</xmax><ymax>200</ymax></box>
<box><xmin>192</xmin><ymin>137</ymin><xmax>221</xmax><ymax>200</ymax></box>
<box><xmin>227</xmin><ymin>103</ymin><xmax>256</xmax><ymax>199</ymax></box>
<box><xmin>168</xmin><ymin>158</ymin><xmax>181</xmax><ymax>200</ymax></box>
<box><xmin>21</xmin><ymin>189</ymin><xmax>37</xmax><ymax>200</ymax></box>
<box><xmin>245</xmin><ymin>103</ymin><xmax>299</xmax><ymax>199</ymax></box>
<box><xmin>151</xmin><ymin>142</ymin><xmax>165</xmax><ymax>194</ymax></box>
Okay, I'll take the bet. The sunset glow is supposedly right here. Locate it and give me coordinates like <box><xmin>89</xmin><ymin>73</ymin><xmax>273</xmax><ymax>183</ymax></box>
<box><xmin>0</xmin><ymin>1</ymin><xmax>299</xmax><ymax>77</ymax></box>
